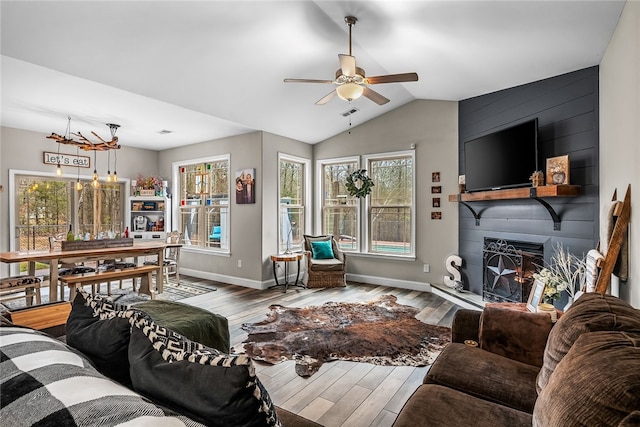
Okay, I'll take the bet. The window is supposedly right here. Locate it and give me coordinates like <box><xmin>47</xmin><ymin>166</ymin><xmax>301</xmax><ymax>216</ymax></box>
<box><xmin>278</xmin><ymin>154</ymin><xmax>310</xmax><ymax>253</ymax></box>
<box><xmin>317</xmin><ymin>151</ymin><xmax>415</xmax><ymax>257</ymax></box>
<box><xmin>12</xmin><ymin>172</ymin><xmax>124</xmax><ymax>253</ymax></box>
<box><xmin>365</xmin><ymin>152</ymin><xmax>414</xmax><ymax>255</ymax></box>
<box><xmin>176</xmin><ymin>156</ymin><xmax>230</xmax><ymax>252</ymax></box>
<box><xmin>318</xmin><ymin>158</ymin><xmax>359</xmax><ymax>251</ymax></box>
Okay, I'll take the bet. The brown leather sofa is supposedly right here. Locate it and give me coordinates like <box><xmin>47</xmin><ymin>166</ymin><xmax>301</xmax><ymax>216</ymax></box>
<box><xmin>394</xmin><ymin>293</ymin><xmax>640</xmax><ymax>426</ymax></box>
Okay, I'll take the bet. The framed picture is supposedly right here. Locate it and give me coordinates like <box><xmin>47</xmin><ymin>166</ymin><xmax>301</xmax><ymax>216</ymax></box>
<box><xmin>527</xmin><ymin>279</ymin><xmax>546</xmax><ymax>312</ymax></box>
<box><xmin>431</xmin><ymin>211</ymin><xmax>442</xmax><ymax>220</ymax></box>
<box><xmin>546</xmin><ymin>155</ymin><xmax>570</xmax><ymax>185</ymax></box>
<box><xmin>432</xmin><ymin>172</ymin><xmax>440</xmax><ymax>182</ymax></box>
<box><xmin>235</xmin><ymin>168</ymin><xmax>256</xmax><ymax>204</ymax></box>
<box><xmin>432</xmin><ymin>197</ymin><xmax>441</xmax><ymax>208</ymax></box>
<box><xmin>431</xmin><ymin>186</ymin><xmax>442</xmax><ymax>194</ymax></box>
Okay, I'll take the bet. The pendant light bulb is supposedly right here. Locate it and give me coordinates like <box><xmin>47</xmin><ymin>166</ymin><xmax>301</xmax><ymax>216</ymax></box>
<box><xmin>106</xmin><ymin>150</ymin><xmax>112</xmax><ymax>182</ymax></box>
<box><xmin>91</xmin><ymin>177</ymin><xmax>100</xmax><ymax>189</ymax></box>
<box><xmin>93</xmin><ymin>169</ymin><xmax>98</xmax><ymax>181</ymax></box>
<box><xmin>113</xmin><ymin>171</ymin><xmax>118</xmax><ymax>182</ymax></box>
<box><xmin>56</xmin><ymin>163</ymin><xmax>63</xmax><ymax>177</ymax></box>
<box><xmin>75</xmin><ymin>180</ymin><xmax>83</xmax><ymax>191</ymax></box>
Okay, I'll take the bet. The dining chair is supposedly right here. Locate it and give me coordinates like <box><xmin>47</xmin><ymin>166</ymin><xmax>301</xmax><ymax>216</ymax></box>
<box><xmin>144</xmin><ymin>230</ymin><xmax>182</xmax><ymax>285</ymax></box>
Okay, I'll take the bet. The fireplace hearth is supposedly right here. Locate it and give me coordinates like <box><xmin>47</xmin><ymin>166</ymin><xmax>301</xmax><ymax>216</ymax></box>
<box><xmin>482</xmin><ymin>238</ymin><xmax>544</xmax><ymax>303</ymax></box>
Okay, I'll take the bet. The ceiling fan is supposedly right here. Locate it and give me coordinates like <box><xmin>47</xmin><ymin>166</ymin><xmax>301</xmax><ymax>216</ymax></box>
<box><xmin>284</xmin><ymin>16</ymin><xmax>418</xmax><ymax>106</ymax></box>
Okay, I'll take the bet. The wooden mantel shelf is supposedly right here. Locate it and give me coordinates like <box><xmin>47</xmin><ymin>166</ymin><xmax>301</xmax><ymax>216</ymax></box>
<box><xmin>448</xmin><ymin>185</ymin><xmax>581</xmax><ymax>230</ymax></box>
<box><xmin>447</xmin><ymin>185</ymin><xmax>581</xmax><ymax>202</ymax></box>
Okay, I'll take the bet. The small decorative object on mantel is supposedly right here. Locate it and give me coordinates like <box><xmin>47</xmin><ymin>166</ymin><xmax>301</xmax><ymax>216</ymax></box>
<box><xmin>345</xmin><ymin>169</ymin><xmax>374</xmax><ymax>198</ymax></box>
<box><xmin>458</xmin><ymin>175</ymin><xmax>466</xmax><ymax>193</ymax></box>
<box><xmin>546</xmin><ymin>155</ymin><xmax>570</xmax><ymax>185</ymax></box>
<box><xmin>530</xmin><ymin>170</ymin><xmax>544</xmax><ymax>187</ymax></box>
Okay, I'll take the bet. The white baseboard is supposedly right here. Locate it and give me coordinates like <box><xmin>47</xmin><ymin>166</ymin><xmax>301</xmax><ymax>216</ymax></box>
<box><xmin>179</xmin><ymin>268</ymin><xmax>269</xmax><ymax>290</ymax></box>
<box><xmin>346</xmin><ymin>273</ymin><xmax>431</xmax><ymax>292</ymax></box>
<box><xmin>179</xmin><ymin>269</ymin><xmax>464</xmax><ymax>300</ymax></box>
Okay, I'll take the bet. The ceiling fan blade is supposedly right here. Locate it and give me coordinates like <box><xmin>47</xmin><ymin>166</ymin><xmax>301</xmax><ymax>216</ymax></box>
<box><xmin>284</xmin><ymin>78</ymin><xmax>334</xmax><ymax>84</ymax></box>
<box><xmin>339</xmin><ymin>54</ymin><xmax>356</xmax><ymax>77</ymax></box>
<box><xmin>364</xmin><ymin>73</ymin><xmax>419</xmax><ymax>85</ymax></box>
<box><xmin>362</xmin><ymin>87</ymin><xmax>390</xmax><ymax>105</ymax></box>
<box><xmin>315</xmin><ymin>90</ymin><xmax>337</xmax><ymax>105</ymax></box>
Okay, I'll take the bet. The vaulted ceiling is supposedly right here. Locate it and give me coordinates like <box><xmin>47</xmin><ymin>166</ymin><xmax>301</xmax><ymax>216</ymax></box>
<box><xmin>1</xmin><ymin>1</ymin><xmax>626</xmax><ymax>150</ymax></box>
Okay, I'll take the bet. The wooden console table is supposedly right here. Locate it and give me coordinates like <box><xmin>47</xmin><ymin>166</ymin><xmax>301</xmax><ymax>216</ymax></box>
<box><xmin>448</xmin><ymin>184</ymin><xmax>581</xmax><ymax>230</ymax></box>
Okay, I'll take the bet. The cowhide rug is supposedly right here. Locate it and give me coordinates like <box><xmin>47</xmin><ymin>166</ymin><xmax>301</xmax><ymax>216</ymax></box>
<box><xmin>239</xmin><ymin>295</ymin><xmax>451</xmax><ymax>377</ymax></box>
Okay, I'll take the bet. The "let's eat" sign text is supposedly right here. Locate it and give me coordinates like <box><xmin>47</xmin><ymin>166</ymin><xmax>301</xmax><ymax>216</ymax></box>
<box><xmin>43</xmin><ymin>151</ymin><xmax>90</xmax><ymax>168</ymax></box>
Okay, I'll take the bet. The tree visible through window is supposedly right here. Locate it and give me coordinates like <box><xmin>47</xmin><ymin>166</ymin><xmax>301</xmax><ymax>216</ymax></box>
<box><xmin>279</xmin><ymin>156</ymin><xmax>307</xmax><ymax>253</ymax></box>
<box><xmin>15</xmin><ymin>175</ymin><xmax>124</xmax><ymax>252</ymax></box>
<box><xmin>320</xmin><ymin>159</ymin><xmax>359</xmax><ymax>251</ymax></box>
<box><xmin>318</xmin><ymin>151</ymin><xmax>414</xmax><ymax>256</ymax></box>
<box><xmin>367</xmin><ymin>154</ymin><xmax>414</xmax><ymax>255</ymax></box>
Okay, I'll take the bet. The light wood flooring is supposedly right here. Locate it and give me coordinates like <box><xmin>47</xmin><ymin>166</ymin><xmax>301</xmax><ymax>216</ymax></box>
<box><xmin>179</xmin><ymin>279</ymin><xmax>461</xmax><ymax>427</ymax></box>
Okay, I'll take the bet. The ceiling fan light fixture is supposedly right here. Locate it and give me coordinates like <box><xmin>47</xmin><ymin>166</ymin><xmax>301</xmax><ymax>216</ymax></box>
<box><xmin>336</xmin><ymin>83</ymin><xmax>364</xmax><ymax>101</ymax></box>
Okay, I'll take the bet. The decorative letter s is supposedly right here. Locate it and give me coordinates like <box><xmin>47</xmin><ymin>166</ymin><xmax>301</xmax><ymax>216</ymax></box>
<box><xmin>444</xmin><ymin>255</ymin><xmax>462</xmax><ymax>289</ymax></box>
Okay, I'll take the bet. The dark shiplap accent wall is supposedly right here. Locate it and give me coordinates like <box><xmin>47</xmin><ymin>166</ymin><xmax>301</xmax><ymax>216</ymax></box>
<box><xmin>458</xmin><ymin>66</ymin><xmax>600</xmax><ymax>296</ymax></box>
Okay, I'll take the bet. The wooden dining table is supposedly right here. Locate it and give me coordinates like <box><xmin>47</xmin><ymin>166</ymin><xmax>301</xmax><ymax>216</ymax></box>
<box><xmin>0</xmin><ymin>241</ymin><xmax>170</xmax><ymax>302</ymax></box>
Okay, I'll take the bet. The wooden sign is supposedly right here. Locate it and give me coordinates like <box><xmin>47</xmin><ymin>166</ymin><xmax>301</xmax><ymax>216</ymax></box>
<box><xmin>43</xmin><ymin>151</ymin><xmax>90</xmax><ymax>168</ymax></box>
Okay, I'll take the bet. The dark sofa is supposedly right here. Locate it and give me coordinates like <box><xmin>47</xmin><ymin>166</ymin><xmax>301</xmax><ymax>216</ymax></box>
<box><xmin>0</xmin><ymin>291</ymin><xmax>319</xmax><ymax>427</ymax></box>
<box><xmin>394</xmin><ymin>293</ymin><xmax>640</xmax><ymax>427</ymax></box>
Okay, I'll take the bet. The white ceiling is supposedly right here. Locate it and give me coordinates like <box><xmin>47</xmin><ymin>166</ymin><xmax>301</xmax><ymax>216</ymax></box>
<box><xmin>0</xmin><ymin>1</ymin><xmax>625</xmax><ymax>151</ymax></box>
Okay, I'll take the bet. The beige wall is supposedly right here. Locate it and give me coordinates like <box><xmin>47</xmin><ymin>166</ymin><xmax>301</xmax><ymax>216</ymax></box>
<box><xmin>157</xmin><ymin>131</ymin><xmax>312</xmax><ymax>287</ymax></box>
<box><xmin>600</xmin><ymin>0</ymin><xmax>640</xmax><ymax>308</ymax></box>
<box><xmin>157</xmin><ymin>132</ymin><xmax>265</xmax><ymax>285</ymax></box>
<box><xmin>314</xmin><ymin>100</ymin><xmax>459</xmax><ymax>289</ymax></box>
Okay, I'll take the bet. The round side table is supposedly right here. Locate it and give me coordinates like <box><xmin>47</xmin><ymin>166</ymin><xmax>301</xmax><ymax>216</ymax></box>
<box><xmin>269</xmin><ymin>253</ymin><xmax>305</xmax><ymax>293</ymax></box>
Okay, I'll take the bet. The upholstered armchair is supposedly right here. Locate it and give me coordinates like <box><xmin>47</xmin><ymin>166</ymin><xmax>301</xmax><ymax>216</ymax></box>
<box><xmin>302</xmin><ymin>235</ymin><xmax>346</xmax><ymax>288</ymax></box>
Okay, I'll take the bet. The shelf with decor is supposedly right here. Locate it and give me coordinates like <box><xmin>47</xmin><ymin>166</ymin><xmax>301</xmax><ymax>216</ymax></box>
<box><xmin>129</xmin><ymin>196</ymin><xmax>171</xmax><ymax>240</ymax></box>
<box><xmin>448</xmin><ymin>185</ymin><xmax>581</xmax><ymax>230</ymax></box>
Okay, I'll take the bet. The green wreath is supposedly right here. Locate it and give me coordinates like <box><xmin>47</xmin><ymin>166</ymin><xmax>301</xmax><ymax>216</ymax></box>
<box><xmin>346</xmin><ymin>169</ymin><xmax>374</xmax><ymax>198</ymax></box>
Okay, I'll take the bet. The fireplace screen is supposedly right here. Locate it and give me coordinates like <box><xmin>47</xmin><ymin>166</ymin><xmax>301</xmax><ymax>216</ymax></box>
<box><xmin>483</xmin><ymin>238</ymin><xmax>544</xmax><ymax>303</ymax></box>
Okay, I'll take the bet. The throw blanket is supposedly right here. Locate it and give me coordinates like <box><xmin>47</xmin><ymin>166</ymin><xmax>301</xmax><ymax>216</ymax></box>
<box><xmin>0</xmin><ymin>326</ymin><xmax>205</xmax><ymax>426</ymax></box>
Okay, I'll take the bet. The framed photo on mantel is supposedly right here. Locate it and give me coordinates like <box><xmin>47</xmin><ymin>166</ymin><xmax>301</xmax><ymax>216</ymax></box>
<box><xmin>546</xmin><ymin>155</ymin><xmax>570</xmax><ymax>185</ymax></box>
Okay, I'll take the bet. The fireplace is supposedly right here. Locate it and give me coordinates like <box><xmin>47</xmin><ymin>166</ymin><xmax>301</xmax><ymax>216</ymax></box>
<box><xmin>482</xmin><ymin>238</ymin><xmax>544</xmax><ymax>303</ymax></box>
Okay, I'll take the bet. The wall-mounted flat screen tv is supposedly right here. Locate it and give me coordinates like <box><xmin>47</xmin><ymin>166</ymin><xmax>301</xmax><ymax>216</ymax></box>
<box><xmin>464</xmin><ymin>118</ymin><xmax>539</xmax><ymax>192</ymax></box>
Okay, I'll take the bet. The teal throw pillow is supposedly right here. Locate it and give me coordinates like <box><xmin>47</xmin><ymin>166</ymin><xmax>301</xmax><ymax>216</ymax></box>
<box><xmin>311</xmin><ymin>240</ymin><xmax>334</xmax><ymax>260</ymax></box>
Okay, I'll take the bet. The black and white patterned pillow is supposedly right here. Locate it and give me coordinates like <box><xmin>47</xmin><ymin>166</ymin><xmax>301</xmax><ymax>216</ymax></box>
<box><xmin>129</xmin><ymin>315</ymin><xmax>281</xmax><ymax>427</ymax></box>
